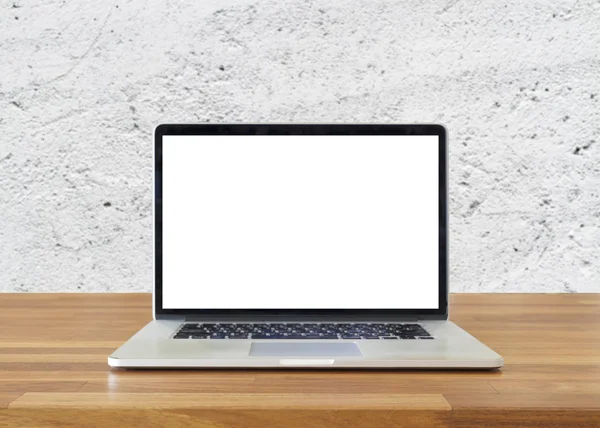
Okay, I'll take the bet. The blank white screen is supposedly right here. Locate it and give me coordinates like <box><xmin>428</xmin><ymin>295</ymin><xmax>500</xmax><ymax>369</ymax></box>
<box><xmin>162</xmin><ymin>135</ymin><xmax>439</xmax><ymax>309</ymax></box>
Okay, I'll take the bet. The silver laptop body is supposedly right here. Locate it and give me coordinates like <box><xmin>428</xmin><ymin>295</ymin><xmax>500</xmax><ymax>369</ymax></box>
<box><xmin>109</xmin><ymin>124</ymin><xmax>503</xmax><ymax>369</ymax></box>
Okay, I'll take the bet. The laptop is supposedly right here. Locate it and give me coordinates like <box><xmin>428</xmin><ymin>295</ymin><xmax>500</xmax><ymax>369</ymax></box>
<box><xmin>109</xmin><ymin>124</ymin><xmax>503</xmax><ymax>369</ymax></box>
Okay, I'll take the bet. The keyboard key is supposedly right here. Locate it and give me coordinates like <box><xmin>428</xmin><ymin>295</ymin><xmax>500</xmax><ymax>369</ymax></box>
<box><xmin>294</xmin><ymin>335</ymin><xmax>338</xmax><ymax>339</ymax></box>
<box><xmin>252</xmin><ymin>334</ymin><xmax>337</xmax><ymax>340</ymax></box>
<box><xmin>250</xmin><ymin>334</ymin><xmax>275</xmax><ymax>339</ymax></box>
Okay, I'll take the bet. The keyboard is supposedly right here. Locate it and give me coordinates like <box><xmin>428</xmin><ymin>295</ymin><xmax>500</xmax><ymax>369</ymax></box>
<box><xmin>173</xmin><ymin>323</ymin><xmax>433</xmax><ymax>340</ymax></box>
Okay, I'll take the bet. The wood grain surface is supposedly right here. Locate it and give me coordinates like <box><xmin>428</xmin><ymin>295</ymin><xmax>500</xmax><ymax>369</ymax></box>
<box><xmin>0</xmin><ymin>293</ymin><xmax>598</xmax><ymax>427</ymax></box>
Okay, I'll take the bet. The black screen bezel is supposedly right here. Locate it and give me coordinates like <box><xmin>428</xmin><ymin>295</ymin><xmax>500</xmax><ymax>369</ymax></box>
<box><xmin>154</xmin><ymin>124</ymin><xmax>448</xmax><ymax>321</ymax></box>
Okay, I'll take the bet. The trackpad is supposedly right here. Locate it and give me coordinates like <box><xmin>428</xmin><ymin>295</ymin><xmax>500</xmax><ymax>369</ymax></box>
<box><xmin>250</xmin><ymin>342</ymin><xmax>362</xmax><ymax>357</ymax></box>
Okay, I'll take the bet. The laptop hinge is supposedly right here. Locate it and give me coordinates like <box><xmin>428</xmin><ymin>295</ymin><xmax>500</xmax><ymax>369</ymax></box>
<box><xmin>183</xmin><ymin>315</ymin><xmax>422</xmax><ymax>322</ymax></box>
<box><xmin>155</xmin><ymin>314</ymin><xmax>186</xmax><ymax>321</ymax></box>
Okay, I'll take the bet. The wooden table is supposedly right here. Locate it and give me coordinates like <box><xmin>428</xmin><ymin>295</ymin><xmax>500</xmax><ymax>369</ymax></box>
<box><xmin>0</xmin><ymin>294</ymin><xmax>598</xmax><ymax>427</ymax></box>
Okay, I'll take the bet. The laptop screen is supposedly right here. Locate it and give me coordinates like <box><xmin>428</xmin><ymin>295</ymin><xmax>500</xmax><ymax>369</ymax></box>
<box><xmin>161</xmin><ymin>135</ymin><xmax>439</xmax><ymax>309</ymax></box>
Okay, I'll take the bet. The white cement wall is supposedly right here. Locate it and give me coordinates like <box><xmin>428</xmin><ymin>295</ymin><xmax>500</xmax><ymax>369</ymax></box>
<box><xmin>1</xmin><ymin>0</ymin><xmax>599</xmax><ymax>292</ymax></box>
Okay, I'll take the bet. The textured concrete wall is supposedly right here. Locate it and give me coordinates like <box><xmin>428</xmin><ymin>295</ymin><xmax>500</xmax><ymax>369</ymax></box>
<box><xmin>1</xmin><ymin>0</ymin><xmax>599</xmax><ymax>293</ymax></box>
